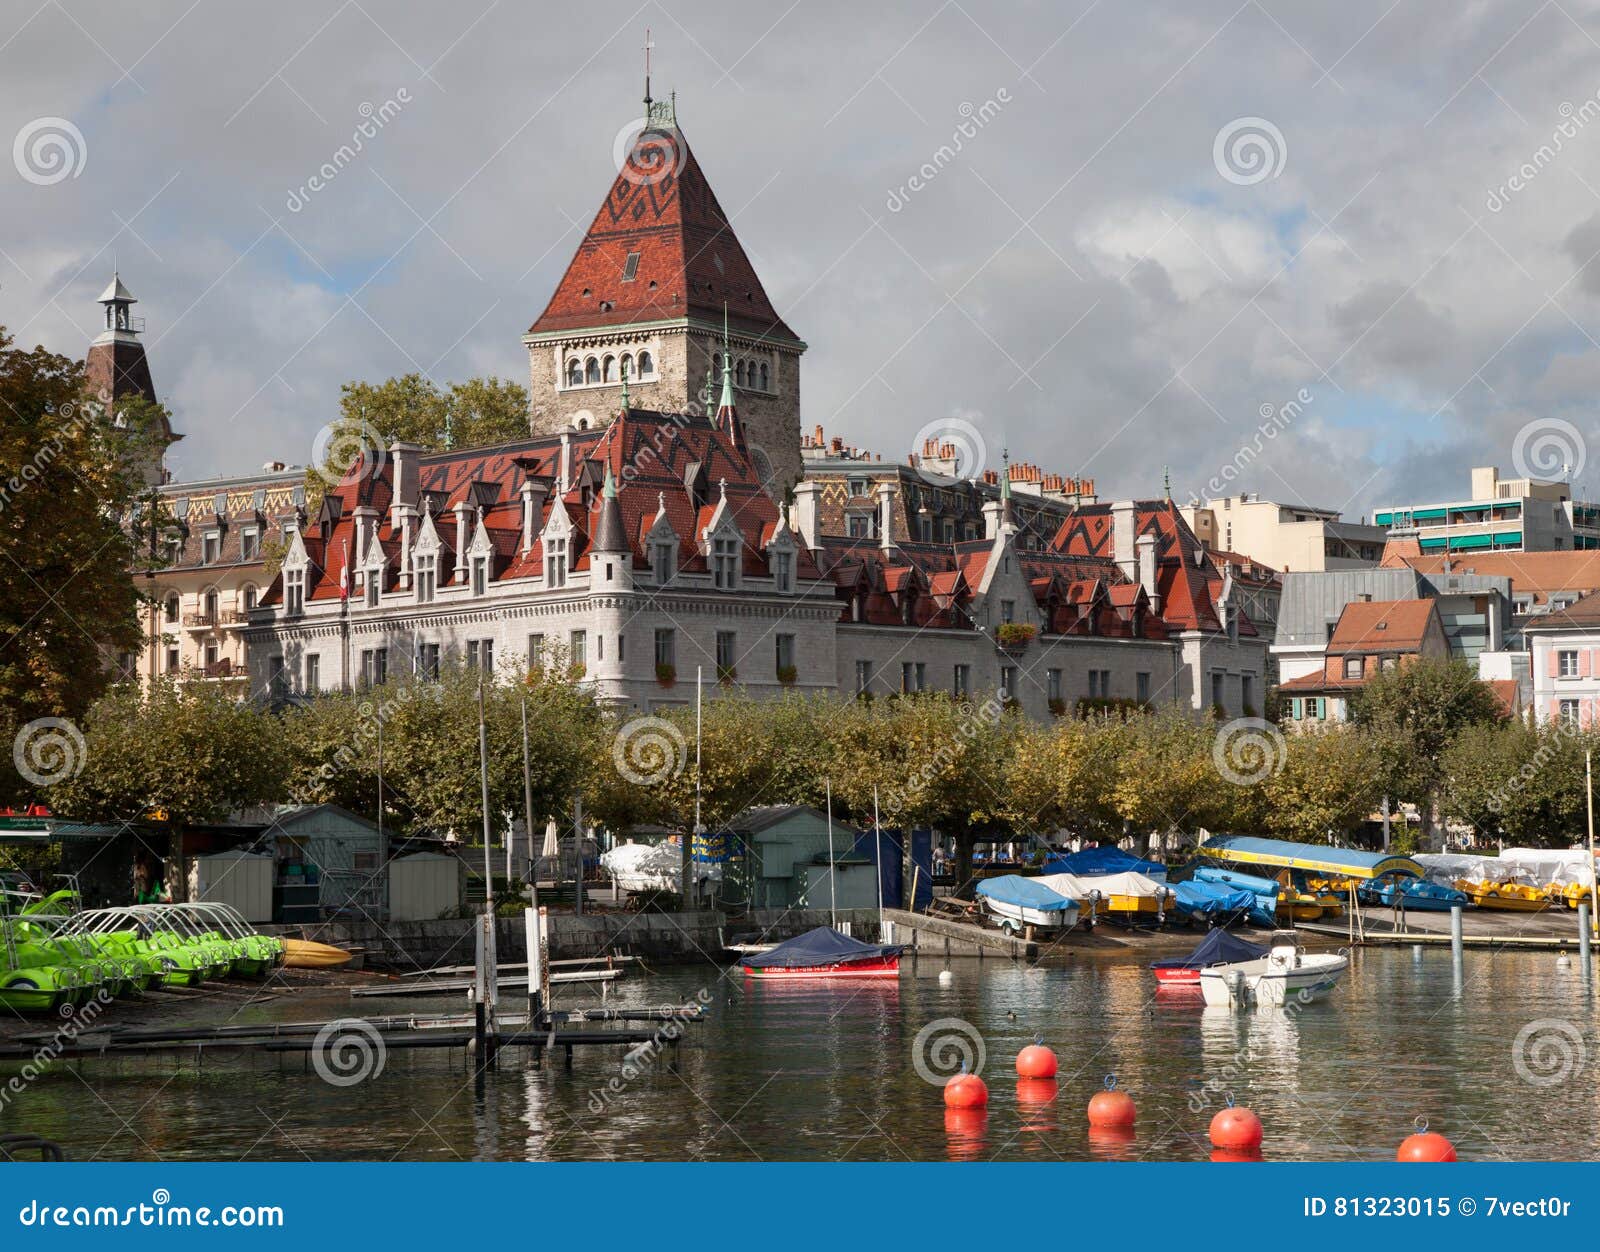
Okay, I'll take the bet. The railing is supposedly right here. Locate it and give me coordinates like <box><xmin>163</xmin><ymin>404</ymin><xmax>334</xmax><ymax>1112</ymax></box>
<box><xmin>182</xmin><ymin>609</ymin><xmax>246</xmax><ymax>629</ymax></box>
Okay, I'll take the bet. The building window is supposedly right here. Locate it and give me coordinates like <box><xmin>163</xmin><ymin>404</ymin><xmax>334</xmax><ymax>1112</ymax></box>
<box><xmin>654</xmin><ymin>628</ymin><xmax>675</xmax><ymax>670</ymax></box>
<box><xmin>847</xmin><ymin>513</ymin><xmax>872</xmax><ymax>539</ymax></box>
<box><xmin>165</xmin><ymin>646</ymin><xmax>180</xmax><ymax>674</ymax></box>
<box><xmin>527</xmin><ymin>634</ymin><xmax>544</xmax><ymax>672</ymax></box>
<box><xmin>569</xmin><ymin>630</ymin><xmax>586</xmax><ymax>673</ymax></box>
<box><xmin>652</xmin><ymin>539</ymin><xmax>675</xmax><ymax>584</ymax></box>
<box><xmin>855</xmin><ymin>659</ymin><xmax>872</xmax><ymax>695</ymax></box>
<box><xmin>203</xmin><ymin>640</ymin><xmax>219</xmax><ymax>669</ymax></box>
<box><xmin>1000</xmin><ymin>666</ymin><xmax>1018</xmax><ymax>699</ymax></box>
<box><xmin>953</xmin><ymin>664</ymin><xmax>969</xmax><ymax>697</ymax></box>
<box><xmin>304</xmin><ymin>654</ymin><xmax>320</xmax><ymax>692</ymax></box>
<box><xmin>414</xmin><ymin>554</ymin><xmax>436</xmax><ymax>603</ymax></box>
<box><xmin>1561</xmin><ymin>699</ymin><xmax>1581</xmax><ymax>727</ymax></box>
<box><xmin>242</xmin><ymin>585</ymin><xmax>257</xmax><ymax>612</ymax></box>
<box><xmin>203</xmin><ymin>589</ymin><xmax>219</xmax><ymax>622</ymax></box>
<box><xmin>915</xmin><ymin>661</ymin><xmax>927</xmax><ymax>691</ymax></box>
<box><xmin>585</xmin><ymin>358</ymin><xmax>600</xmax><ymax>384</ymax></box>
<box><xmin>715</xmin><ymin>630</ymin><xmax>737</xmax><ymax>678</ymax></box>
<box><xmin>759</xmin><ymin>363</ymin><xmax>769</xmax><ymax>390</ymax></box>
<box><xmin>1137</xmin><ymin>671</ymin><xmax>1151</xmax><ymax>704</ymax></box>
<box><xmin>471</xmin><ymin>554</ymin><xmax>489</xmax><ymax>597</ymax></box>
<box><xmin>775</xmin><ymin>633</ymin><xmax>795</xmax><ymax>676</ymax></box>
<box><xmin>622</xmin><ymin>250</ymin><xmax>641</xmax><ymax>281</ymax></box>
<box><xmin>240</xmin><ymin>527</ymin><xmax>260</xmax><ymax>561</ymax></box>
<box><xmin>285</xmin><ymin>568</ymin><xmax>305</xmax><ymax>617</ymax></box>
<box><xmin>417</xmin><ymin>643</ymin><xmax>440</xmax><ymax>681</ymax></box>
<box><xmin>545</xmin><ymin>536</ymin><xmax>568</xmax><ymax>587</ymax></box>
<box><xmin>1241</xmin><ymin>674</ymin><xmax>1253</xmax><ymax>711</ymax></box>
<box><xmin>1289</xmin><ymin>696</ymin><xmax>1303</xmax><ymax>720</ymax></box>
<box><xmin>202</xmin><ymin>533</ymin><xmax>220</xmax><ymax>564</ymax></box>
<box><xmin>637</xmin><ymin>349</ymin><xmax>653</xmax><ymax>376</ymax></box>
<box><xmin>1559</xmin><ymin>650</ymin><xmax>1579</xmax><ymax>678</ymax></box>
<box><xmin>772</xmin><ymin>549</ymin><xmax>793</xmax><ymax>593</ymax></box>
<box><xmin>566</xmin><ymin>359</ymin><xmax>583</xmax><ymax>387</ymax></box>
<box><xmin>1000</xmin><ymin>599</ymin><xmax>1015</xmax><ymax>624</ymax></box>
<box><xmin>1381</xmin><ymin>656</ymin><xmax>1398</xmax><ymax>672</ymax></box>
<box><xmin>1047</xmin><ymin>669</ymin><xmax>1062</xmax><ymax>703</ymax></box>
<box><xmin>361</xmin><ymin>648</ymin><xmax>388</xmax><ymax>687</ymax></box>
<box><xmin>901</xmin><ymin>662</ymin><xmax>915</xmax><ymax>694</ymax></box>
<box><xmin>711</xmin><ymin>534</ymin><xmax>740</xmax><ymax>590</ymax></box>
<box><xmin>1343</xmin><ymin>656</ymin><xmax>1363</xmax><ymax>679</ymax></box>
<box><xmin>268</xmin><ymin>655</ymin><xmax>286</xmax><ymax>697</ymax></box>
<box><xmin>466</xmin><ymin>639</ymin><xmax>494</xmax><ymax>670</ymax></box>
<box><xmin>164</xmin><ymin>593</ymin><xmax>180</xmax><ymax>623</ymax></box>
<box><xmin>365</xmin><ymin>571</ymin><xmax>380</xmax><ymax>608</ymax></box>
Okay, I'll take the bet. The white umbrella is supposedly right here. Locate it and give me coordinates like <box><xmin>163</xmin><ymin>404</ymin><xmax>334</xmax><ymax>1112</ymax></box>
<box><xmin>541</xmin><ymin>818</ymin><xmax>560</xmax><ymax>859</ymax></box>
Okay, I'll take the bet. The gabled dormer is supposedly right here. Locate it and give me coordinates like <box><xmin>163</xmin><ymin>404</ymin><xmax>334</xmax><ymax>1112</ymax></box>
<box><xmin>281</xmin><ymin>528</ymin><xmax>309</xmax><ymax>618</ymax></box>
<box><xmin>700</xmin><ymin>479</ymin><xmax>742</xmax><ymax>591</ymax></box>
<box><xmin>764</xmin><ymin>515</ymin><xmax>797</xmax><ymax>594</ymax></box>
<box><xmin>411</xmin><ymin>509</ymin><xmax>442</xmax><ymax>604</ymax></box>
<box><xmin>360</xmin><ymin>527</ymin><xmax>389</xmax><ymax>608</ymax></box>
<box><xmin>466</xmin><ymin>513</ymin><xmax>495</xmax><ymax>597</ymax></box>
<box><xmin>540</xmin><ymin>497</ymin><xmax>573</xmax><ymax>589</ymax></box>
<box><xmin>645</xmin><ymin>492</ymin><xmax>679</xmax><ymax>586</ymax></box>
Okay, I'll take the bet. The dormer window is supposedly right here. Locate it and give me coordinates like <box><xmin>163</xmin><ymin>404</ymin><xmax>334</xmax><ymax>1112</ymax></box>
<box><xmin>622</xmin><ymin>251</ymin><xmax>641</xmax><ymax>281</ymax></box>
<box><xmin>652</xmin><ymin>538</ymin><xmax>675</xmax><ymax>584</ymax></box>
<box><xmin>285</xmin><ymin>568</ymin><xmax>305</xmax><ymax>617</ymax></box>
<box><xmin>365</xmin><ymin>570</ymin><xmax>380</xmax><ymax>608</ymax></box>
<box><xmin>415</xmin><ymin>553</ymin><xmax>436</xmax><ymax>603</ymax></box>
<box><xmin>773</xmin><ymin>549</ymin><xmax>794</xmax><ymax>593</ymax></box>
<box><xmin>471</xmin><ymin>554</ymin><xmax>489</xmax><ymax>597</ymax></box>
<box><xmin>545</xmin><ymin>536</ymin><xmax>568</xmax><ymax>587</ymax></box>
<box><xmin>711</xmin><ymin>533</ymin><xmax>740</xmax><ymax>590</ymax></box>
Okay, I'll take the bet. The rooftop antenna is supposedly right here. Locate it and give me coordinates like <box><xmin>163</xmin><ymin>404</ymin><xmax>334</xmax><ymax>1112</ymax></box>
<box><xmin>643</xmin><ymin>27</ymin><xmax>654</xmax><ymax>114</ymax></box>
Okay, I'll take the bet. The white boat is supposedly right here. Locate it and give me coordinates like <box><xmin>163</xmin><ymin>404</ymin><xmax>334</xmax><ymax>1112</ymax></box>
<box><xmin>974</xmin><ymin>875</ymin><xmax>1082</xmax><ymax>935</ymax></box>
<box><xmin>599</xmin><ymin>840</ymin><xmax>721</xmax><ymax>895</ymax></box>
<box><xmin>1199</xmin><ymin>931</ymin><xmax>1348</xmax><ymax>1008</ymax></box>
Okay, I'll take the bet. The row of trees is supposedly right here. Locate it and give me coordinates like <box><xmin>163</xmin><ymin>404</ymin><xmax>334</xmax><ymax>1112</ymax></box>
<box><xmin>11</xmin><ymin>657</ymin><xmax>1593</xmax><ymax>890</ymax></box>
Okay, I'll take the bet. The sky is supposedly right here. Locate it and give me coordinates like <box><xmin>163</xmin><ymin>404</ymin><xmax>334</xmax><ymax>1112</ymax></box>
<box><xmin>4</xmin><ymin>0</ymin><xmax>1600</xmax><ymax>524</ymax></box>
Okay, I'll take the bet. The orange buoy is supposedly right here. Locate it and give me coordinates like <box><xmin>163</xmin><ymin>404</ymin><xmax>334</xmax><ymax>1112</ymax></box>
<box><xmin>1015</xmin><ymin>1077</ymin><xmax>1058</xmax><ymax>1106</ymax></box>
<box><xmin>1086</xmin><ymin>1123</ymin><xmax>1137</xmax><ymax>1159</ymax></box>
<box><xmin>1397</xmin><ymin>1126</ymin><xmax>1456</xmax><ymax>1162</ymax></box>
<box><xmin>944</xmin><ymin>1069</ymin><xmax>989</xmax><ymax>1109</ymax></box>
<box><xmin>1087</xmin><ymin>1075</ymin><xmax>1136</xmax><ymax>1127</ymax></box>
<box><xmin>1016</xmin><ymin>1039</ymin><xmax>1058</xmax><ymax>1079</ymax></box>
<box><xmin>1208</xmin><ymin>1104</ymin><xmax>1262</xmax><ymax>1151</ymax></box>
<box><xmin>1210</xmin><ymin>1146</ymin><xmax>1263</xmax><ymax>1163</ymax></box>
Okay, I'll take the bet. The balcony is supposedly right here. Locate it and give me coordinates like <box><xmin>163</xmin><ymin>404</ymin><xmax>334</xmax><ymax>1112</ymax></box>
<box><xmin>182</xmin><ymin>609</ymin><xmax>247</xmax><ymax>631</ymax></box>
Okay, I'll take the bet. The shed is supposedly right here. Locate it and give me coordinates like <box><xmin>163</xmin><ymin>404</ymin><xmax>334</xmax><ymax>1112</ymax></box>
<box><xmin>390</xmin><ymin>852</ymin><xmax>462</xmax><ymax>921</ymax></box>
<box><xmin>188</xmin><ymin>850</ymin><xmax>274</xmax><ymax>923</ymax></box>
<box><xmin>724</xmin><ymin>806</ymin><xmax>870</xmax><ymax>909</ymax></box>
<box><xmin>269</xmin><ymin>804</ymin><xmax>387</xmax><ymax>919</ymax></box>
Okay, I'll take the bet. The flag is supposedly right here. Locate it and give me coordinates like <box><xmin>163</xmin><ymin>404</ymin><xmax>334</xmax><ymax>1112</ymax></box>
<box><xmin>338</xmin><ymin>539</ymin><xmax>350</xmax><ymax>599</ymax></box>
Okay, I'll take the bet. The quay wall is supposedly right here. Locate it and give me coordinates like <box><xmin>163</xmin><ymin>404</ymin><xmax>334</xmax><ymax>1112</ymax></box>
<box><xmin>264</xmin><ymin>908</ymin><xmax>882</xmax><ymax>970</ymax></box>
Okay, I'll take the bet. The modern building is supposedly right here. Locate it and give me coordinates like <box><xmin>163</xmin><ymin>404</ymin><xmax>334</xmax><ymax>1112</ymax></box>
<box><xmin>1181</xmin><ymin>493</ymin><xmax>1387</xmax><ymax>571</ymax></box>
<box><xmin>1375</xmin><ymin>466</ymin><xmax>1600</xmax><ymax>554</ymax></box>
<box><xmin>243</xmin><ymin>98</ymin><xmax>1268</xmax><ymax>723</ymax></box>
<box><xmin>1276</xmin><ymin>598</ymin><xmax>1450</xmax><ymax>730</ymax></box>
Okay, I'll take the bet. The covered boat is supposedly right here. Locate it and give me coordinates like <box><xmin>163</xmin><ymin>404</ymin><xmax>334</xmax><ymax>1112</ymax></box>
<box><xmin>740</xmin><ymin>926</ymin><xmax>904</xmax><ymax>979</ymax></box>
<box><xmin>1042</xmin><ymin>845</ymin><xmax>1167</xmax><ymax>882</ymax></box>
<box><xmin>1057</xmin><ymin>870</ymin><xmax>1173</xmax><ymax>919</ymax></box>
<box><xmin>600</xmin><ymin>840</ymin><xmax>721</xmax><ymax>896</ymax></box>
<box><xmin>1151</xmin><ymin>930</ymin><xmax>1269</xmax><ymax>985</ymax></box>
<box><xmin>976</xmin><ymin>875</ymin><xmax>1082</xmax><ymax>935</ymax></box>
<box><xmin>1356</xmin><ymin>875</ymin><xmax>1467</xmax><ymax>912</ymax></box>
<box><xmin>1170</xmin><ymin>878</ymin><xmax>1256</xmax><ymax>925</ymax></box>
<box><xmin>1193</xmin><ymin>866</ymin><xmax>1280</xmax><ymax>928</ymax></box>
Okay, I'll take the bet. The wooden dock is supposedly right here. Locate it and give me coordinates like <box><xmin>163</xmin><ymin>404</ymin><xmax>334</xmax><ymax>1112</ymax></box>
<box><xmin>351</xmin><ymin>970</ymin><xmax>622</xmax><ymax>999</ymax></box>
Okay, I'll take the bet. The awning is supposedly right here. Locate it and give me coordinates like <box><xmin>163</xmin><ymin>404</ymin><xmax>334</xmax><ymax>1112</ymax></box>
<box><xmin>1197</xmin><ymin>833</ymin><xmax>1421</xmax><ymax>880</ymax></box>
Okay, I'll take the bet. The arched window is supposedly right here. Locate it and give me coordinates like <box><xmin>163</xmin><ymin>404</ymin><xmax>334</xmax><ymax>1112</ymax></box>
<box><xmin>602</xmin><ymin>355</ymin><xmax>617</xmax><ymax>382</ymax></box>
<box><xmin>585</xmin><ymin>357</ymin><xmax>600</xmax><ymax>384</ymax></box>
<box><xmin>566</xmin><ymin>359</ymin><xmax>583</xmax><ymax>387</ymax></box>
<box><xmin>711</xmin><ymin>353</ymin><xmax>721</xmax><ymax>377</ymax></box>
<box><xmin>242</xmin><ymin>585</ymin><xmax>258</xmax><ymax>612</ymax></box>
<box><xmin>759</xmin><ymin>363</ymin><xmax>769</xmax><ymax>390</ymax></box>
<box><xmin>204</xmin><ymin>588</ymin><xmax>219</xmax><ymax>620</ymax></box>
<box><xmin>637</xmin><ymin>350</ymin><xmax>653</xmax><ymax>377</ymax></box>
<box><xmin>620</xmin><ymin>353</ymin><xmax>633</xmax><ymax>380</ymax></box>
<box><xmin>736</xmin><ymin>361</ymin><xmax>746</xmax><ymax>386</ymax></box>
<box><xmin>163</xmin><ymin>593</ymin><xmax>180</xmax><ymax>623</ymax></box>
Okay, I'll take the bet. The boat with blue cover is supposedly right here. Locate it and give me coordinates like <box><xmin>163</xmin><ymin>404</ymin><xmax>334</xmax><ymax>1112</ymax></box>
<box><xmin>1356</xmin><ymin>875</ymin><xmax>1468</xmax><ymax>912</ymax></box>
<box><xmin>974</xmin><ymin>874</ymin><xmax>1082</xmax><ymax>935</ymax></box>
<box><xmin>740</xmin><ymin>926</ymin><xmax>904</xmax><ymax>979</ymax></box>
<box><xmin>1170</xmin><ymin>878</ymin><xmax>1256</xmax><ymax>925</ymax></box>
<box><xmin>1151</xmin><ymin>929</ymin><xmax>1269</xmax><ymax>986</ymax></box>
<box><xmin>1192</xmin><ymin>866</ymin><xmax>1280</xmax><ymax>928</ymax></box>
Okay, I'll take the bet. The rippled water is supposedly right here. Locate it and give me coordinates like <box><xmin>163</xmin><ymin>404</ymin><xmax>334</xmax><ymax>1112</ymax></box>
<box><xmin>3</xmin><ymin>946</ymin><xmax>1596</xmax><ymax>1161</ymax></box>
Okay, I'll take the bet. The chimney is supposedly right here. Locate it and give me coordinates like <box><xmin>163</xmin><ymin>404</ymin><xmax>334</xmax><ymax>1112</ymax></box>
<box><xmin>453</xmin><ymin>501</ymin><xmax>470</xmax><ymax>581</ymax></box>
<box><xmin>1135</xmin><ymin>531</ymin><xmax>1159</xmax><ymax>612</ymax></box>
<box><xmin>389</xmin><ymin>442</ymin><xmax>423</xmax><ymax>513</ymax></box>
<box><xmin>558</xmin><ymin>432</ymin><xmax>571</xmax><ymax>494</ymax></box>
<box><xmin>1111</xmin><ymin>500</ymin><xmax>1137</xmax><ymax>579</ymax></box>
<box><xmin>520</xmin><ymin>477</ymin><xmax>550</xmax><ymax>554</ymax></box>
<box><xmin>791</xmin><ymin>481</ymin><xmax>823</xmax><ymax>550</ymax></box>
<box><xmin>352</xmin><ymin>505</ymin><xmax>377</xmax><ymax>568</ymax></box>
<box><xmin>876</xmin><ymin>479</ymin><xmax>898</xmax><ymax>554</ymax></box>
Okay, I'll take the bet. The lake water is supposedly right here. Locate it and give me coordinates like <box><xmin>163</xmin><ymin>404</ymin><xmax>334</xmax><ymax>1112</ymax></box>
<box><xmin>4</xmin><ymin>946</ymin><xmax>1597</xmax><ymax>1161</ymax></box>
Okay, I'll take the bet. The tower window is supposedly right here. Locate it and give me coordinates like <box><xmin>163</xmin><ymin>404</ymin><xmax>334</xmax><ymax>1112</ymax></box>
<box><xmin>622</xmin><ymin>251</ymin><xmax>641</xmax><ymax>281</ymax></box>
<box><xmin>620</xmin><ymin>353</ymin><xmax>633</xmax><ymax>381</ymax></box>
<box><xmin>736</xmin><ymin>361</ymin><xmax>746</xmax><ymax>386</ymax></box>
<box><xmin>759</xmin><ymin>362</ymin><xmax>769</xmax><ymax>390</ymax></box>
<box><xmin>566</xmin><ymin>359</ymin><xmax>582</xmax><ymax>387</ymax></box>
<box><xmin>602</xmin><ymin>355</ymin><xmax>616</xmax><ymax>382</ymax></box>
<box><xmin>585</xmin><ymin>357</ymin><xmax>600</xmax><ymax>384</ymax></box>
<box><xmin>637</xmin><ymin>350</ymin><xmax>653</xmax><ymax>377</ymax></box>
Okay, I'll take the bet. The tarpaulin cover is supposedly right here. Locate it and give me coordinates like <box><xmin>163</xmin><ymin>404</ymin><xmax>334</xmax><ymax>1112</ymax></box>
<box><xmin>1170</xmin><ymin>879</ymin><xmax>1256</xmax><ymax>917</ymax></box>
<box><xmin>975</xmin><ymin>875</ymin><xmax>1078</xmax><ymax>911</ymax></box>
<box><xmin>1043</xmin><ymin>845</ymin><xmax>1166</xmax><ymax>878</ymax></box>
<box><xmin>1152</xmin><ymin>928</ymin><xmax>1267</xmax><ymax>970</ymax></box>
<box><xmin>741</xmin><ymin>926</ymin><xmax>905</xmax><ymax>969</ymax></box>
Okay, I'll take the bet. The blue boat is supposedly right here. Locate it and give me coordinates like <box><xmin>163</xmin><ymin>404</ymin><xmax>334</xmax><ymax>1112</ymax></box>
<box><xmin>1192</xmin><ymin>866</ymin><xmax>1280</xmax><ymax>928</ymax></box>
<box><xmin>1170</xmin><ymin>878</ymin><xmax>1256</xmax><ymax>925</ymax></box>
<box><xmin>1356</xmin><ymin>875</ymin><xmax>1467</xmax><ymax>913</ymax></box>
<box><xmin>975</xmin><ymin>875</ymin><xmax>1081</xmax><ymax>935</ymax></box>
<box><xmin>1042</xmin><ymin>845</ymin><xmax>1167</xmax><ymax>880</ymax></box>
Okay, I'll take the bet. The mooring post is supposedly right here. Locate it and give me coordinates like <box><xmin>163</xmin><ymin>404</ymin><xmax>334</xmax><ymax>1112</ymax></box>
<box><xmin>1580</xmin><ymin>902</ymin><xmax>1593</xmax><ymax>983</ymax></box>
<box><xmin>1449</xmin><ymin>903</ymin><xmax>1464</xmax><ymax>970</ymax></box>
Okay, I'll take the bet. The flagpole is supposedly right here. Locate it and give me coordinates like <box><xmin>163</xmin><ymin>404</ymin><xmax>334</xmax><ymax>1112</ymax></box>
<box><xmin>826</xmin><ymin>778</ymin><xmax>837</xmax><ymax>930</ymax></box>
<box><xmin>873</xmin><ymin>784</ymin><xmax>885</xmax><ymax>937</ymax></box>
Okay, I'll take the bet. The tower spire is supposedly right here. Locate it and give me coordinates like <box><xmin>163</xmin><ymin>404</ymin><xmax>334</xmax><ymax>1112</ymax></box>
<box><xmin>642</xmin><ymin>27</ymin><xmax>653</xmax><ymax>114</ymax></box>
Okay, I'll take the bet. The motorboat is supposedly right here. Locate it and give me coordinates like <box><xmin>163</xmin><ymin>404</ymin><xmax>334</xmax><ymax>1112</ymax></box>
<box><xmin>600</xmin><ymin>840</ymin><xmax>721</xmax><ymax>896</ymax></box>
<box><xmin>975</xmin><ymin>875</ymin><xmax>1082</xmax><ymax>936</ymax></box>
<box><xmin>1199</xmin><ymin>931</ymin><xmax>1348</xmax><ymax>1008</ymax></box>
<box><xmin>1151</xmin><ymin>930</ymin><xmax>1268</xmax><ymax>986</ymax></box>
<box><xmin>740</xmin><ymin>926</ymin><xmax>903</xmax><ymax>979</ymax></box>
<box><xmin>1193</xmin><ymin>866</ymin><xmax>1280</xmax><ymax>928</ymax></box>
<box><xmin>1171</xmin><ymin>878</ymin><xmax>1256</xmax><ymax>925</ymax></box>
<box><xmin>1356</xmin><ymin>874</ymin><xmax>1467</xmax><ymax>912</ymax></box>
<box><xmin>1041</xmin><ymin>870</ymin><xmax>1172</xmax><ymax>922</ymax></box>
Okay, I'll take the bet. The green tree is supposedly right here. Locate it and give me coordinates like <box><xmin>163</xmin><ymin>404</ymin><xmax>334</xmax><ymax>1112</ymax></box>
<box><xmin>1004</xmin><ymin>716</ymin><xmax>1122</xmax><ymax>839</ymax></box>
<box><xmin>1107</xmin><ymin>710</ymin><xmax>1223</xmax><ymax>855</ymax></box>
<box><xmin>1443</xmin><ymin>720</ymin><xmax>1590</xmax><ymax>847</ymax></box>
<box><xmin>1263</xmin><ymin>728</ymin><xmax>1384</xmax><ymax>843</ymax></box>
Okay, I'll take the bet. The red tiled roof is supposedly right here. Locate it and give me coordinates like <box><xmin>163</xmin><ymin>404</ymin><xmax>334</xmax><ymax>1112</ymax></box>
<box><xmin>527</xmin><ymin>122</ymin><xmax>799</xmax><ymax>344</ymax></box>
<box><xmin>1327</xmin><ymin>599</ymin><xmax>1440</xmax><ymax>653</ymax></box>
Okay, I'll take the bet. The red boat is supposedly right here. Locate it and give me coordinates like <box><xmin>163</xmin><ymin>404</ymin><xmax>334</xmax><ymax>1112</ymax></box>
<box><xmin>1150</xmin><ymin>930</ymin><xmax>1267</xmax><ymax>986</ymax></box>
<box><xmin>740</xmin><ymin>926</ymin><xmax>904</xmax><ymax>980</ymax></box>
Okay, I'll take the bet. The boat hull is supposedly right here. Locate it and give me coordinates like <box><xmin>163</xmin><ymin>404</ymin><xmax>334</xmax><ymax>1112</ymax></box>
<box><xmin>979</xmin><ymin>897</ymin><xmax>1080</xmax><ymax>934</ymax></box>
<box><xmin>742</xmin><ymin>956</ymin><xmax>901</xmax><ymax>979</ymax></box>
<box><xmin>1199</xmin><ymin>953</ymin><xmax>1348</xmax><ymax>1008</ymax></box>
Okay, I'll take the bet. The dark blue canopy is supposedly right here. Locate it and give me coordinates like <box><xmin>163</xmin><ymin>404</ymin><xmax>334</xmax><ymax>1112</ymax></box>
<box><xmin>741</xmin><ymin>926</ymin><xmax>905</xmax><ymax>969</ymax></box>
<box><xmin>1043</xmin><ymin>845</ymin><xmax>1164</xmax><ymax>877</ymax></box>
<box><xmin>1170</xmin><ymin>879</ymin><xmax>1256</xmax><ymax>917</ymax></box>
<box><xmin>1152</xmin><ymin>929</ymin><xmax>1268</xmax><ymax>970</ymax></box>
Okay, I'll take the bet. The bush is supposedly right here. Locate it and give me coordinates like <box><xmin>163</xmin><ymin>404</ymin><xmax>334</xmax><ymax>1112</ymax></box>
<box><xmin>995</xmin><ymin>622</ymin><xmax>1038</xmax><ymax>649</ymax></box>
<box><xmin>655</xmin><ymin>663</ymin><xmax>677</xmax><ymax>687</ymax></box>
<box><xmin>776</xmin><ymin>664</ymin><xmax>798</xmax><ymax>686</ymax></box>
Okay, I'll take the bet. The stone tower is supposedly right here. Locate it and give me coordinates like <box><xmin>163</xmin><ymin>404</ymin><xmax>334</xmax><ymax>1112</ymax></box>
<box><xmin>85</xmin><ymin>271</ymin><xmax>179</xmax><ymax>486</ymax></box>
<box><xmin>522</xmin><ymin>95</ymin><xmax>805</xmax><ymax>494</ymax></box>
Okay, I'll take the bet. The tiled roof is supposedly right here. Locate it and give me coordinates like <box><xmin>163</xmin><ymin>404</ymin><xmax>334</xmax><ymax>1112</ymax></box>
<box><xmin>1327</xmin><ymin>598</ymin><xmax>1440</xmax><ymax>653</ymax></box>
<box><xmin>1390</xmin><ymin>549</ymin><xmax>1600</xmax><ymax>607</ymax></box>
<box><xmin>527</xmin><ymin>122</ymin><xmax>798</xmax><ymax>344</ymax></box>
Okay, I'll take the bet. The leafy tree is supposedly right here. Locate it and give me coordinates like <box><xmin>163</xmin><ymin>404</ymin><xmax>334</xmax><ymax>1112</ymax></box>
<box><xmin>0</xmin><ymin>329</ymin><xmax>166</xmax><ymax>800</ymax></box>
<box><xmin>1263</xmin><ymin>728</ymin><xmax>1384</xmax><ymax>843</ymax></box>
<box><xmin>1004</xmin><ymin>716</ymin><xmax>1121</xmax><ymax>839</ymax></box>
<box><xmin>1107</xmin><ymin>710</ymin><xmax>1223</xmax><ymax>855</ymax></box>
<box><xmin>1443</xmin><ymin>720</ymin><xmax>1590</xmax><ymax>847</ymax></box>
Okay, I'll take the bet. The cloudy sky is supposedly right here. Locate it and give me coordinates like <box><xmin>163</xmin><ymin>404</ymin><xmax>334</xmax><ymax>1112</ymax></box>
<box><xmin>5</xmin><ymin>1</ymin><xmax>1600</xmax><ymax>522</ymax></box>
